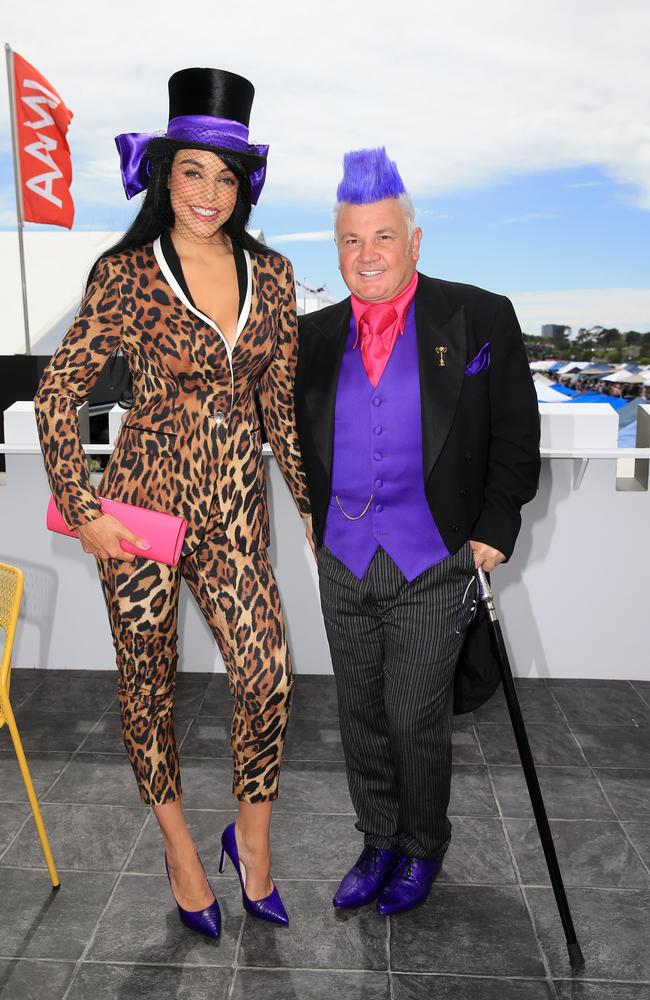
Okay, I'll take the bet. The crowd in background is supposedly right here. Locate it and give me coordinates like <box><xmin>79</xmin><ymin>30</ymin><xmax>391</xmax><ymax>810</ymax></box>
<box><xmin>545</xmin><ymin>373</ymin><xmax>650</xmax><ymax>402</ymax></box>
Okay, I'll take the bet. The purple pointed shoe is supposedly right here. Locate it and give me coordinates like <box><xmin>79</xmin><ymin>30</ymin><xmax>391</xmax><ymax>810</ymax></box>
<box><xmin>332</xmin><ymin>846</ymin><xmax>401</xmax><ymax>909</ymax></box>
<box><xmin>219</xmin><ymin>822</ymin><xmax>289</xmax><ymax>926</ymax></box>
<box><xmin>165</xmin><ymin>853</ymin><xmax>221</xmax><ymax>938</ymax></box>
<box><xmin>376</xmin><ymin>855</ymin><xmax>443</xmax><ymax>915</ymax></box>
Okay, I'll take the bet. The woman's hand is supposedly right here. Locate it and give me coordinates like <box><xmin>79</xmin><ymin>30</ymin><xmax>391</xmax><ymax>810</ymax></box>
<box><xmin>77</xmin><ymin>513</ymin><xmax>152</xmax><ymax>562</ymax></box>
<box><xmin>469</xmin><ymin>540</ymin><xmax>505</xmax><ymax>573</ymax></box>
<box><xmin>302</xmin><ymin>514</ymin><xmax>317</xmax><ymax>561</ymax></box>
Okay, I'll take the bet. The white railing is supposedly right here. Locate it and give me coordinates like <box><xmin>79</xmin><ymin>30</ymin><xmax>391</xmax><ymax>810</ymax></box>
<box><xmin>2</xmin><ymin>444</ymin><xmax>650</xmax><ymax>458</ymax></box>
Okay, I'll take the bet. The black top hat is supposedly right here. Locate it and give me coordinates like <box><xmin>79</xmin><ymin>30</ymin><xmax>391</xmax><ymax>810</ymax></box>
<box><xmin>168</xmin><ymin>68</ymin><xmax>255</xmax><ymax>127</ymax></box>
<box><xmin>146</xmin><ymin>67</ymin><xmax>266</xmax><ymax>171</ymax></box>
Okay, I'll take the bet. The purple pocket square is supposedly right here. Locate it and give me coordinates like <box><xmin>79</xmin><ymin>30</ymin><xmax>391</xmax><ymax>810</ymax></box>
<box><xmin>465</xmin><ymin>341</ymin><xmax>491</xmax><ymax>376</ymax></box>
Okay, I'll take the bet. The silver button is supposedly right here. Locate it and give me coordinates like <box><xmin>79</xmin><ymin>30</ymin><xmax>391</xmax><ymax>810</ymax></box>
<box><xmin>213</xmin><ymin>410</ymin><xmax>225</xmax><ymax>424</ymax></box>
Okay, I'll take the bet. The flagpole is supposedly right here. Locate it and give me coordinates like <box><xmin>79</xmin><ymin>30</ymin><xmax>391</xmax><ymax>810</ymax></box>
<box><xmin>5</xmin><ymin>43</ymin><xmax>31</xmax><ymax>355</ymax></box>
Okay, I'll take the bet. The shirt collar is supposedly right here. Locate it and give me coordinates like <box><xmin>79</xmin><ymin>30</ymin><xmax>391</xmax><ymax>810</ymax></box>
<box><xmin>351</xmin><ymin>270</ymin><xmax>419</xmax><ymax>332</ymax></box>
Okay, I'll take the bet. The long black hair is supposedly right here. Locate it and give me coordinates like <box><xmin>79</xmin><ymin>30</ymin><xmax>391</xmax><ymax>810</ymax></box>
<box><xmin>88</xmin><ymin>143</ymin><xmax>272</xmax><ymax>284</ymax></box>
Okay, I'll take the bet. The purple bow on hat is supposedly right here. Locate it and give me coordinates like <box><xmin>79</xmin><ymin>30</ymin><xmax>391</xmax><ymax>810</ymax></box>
<box><xmin>114</xmin><ymin>114</ymin><xmax>269</xmax><ymax>205</ymax></box>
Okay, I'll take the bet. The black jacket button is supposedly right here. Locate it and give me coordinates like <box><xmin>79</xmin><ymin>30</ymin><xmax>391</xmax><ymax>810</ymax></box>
<box><xmin>464</xmin><ymin>451</ymin><xmax>472</xmax><ymax>460</ymax></box>
<box><xmin>452</xmin><ymin>524</ymin><xmax>460</xmax><ymax>532</ymax></box>
<box><xmin>459</xmin><ymin>488</ymin><xmax>468</xmax><ymax>497</ymax></box>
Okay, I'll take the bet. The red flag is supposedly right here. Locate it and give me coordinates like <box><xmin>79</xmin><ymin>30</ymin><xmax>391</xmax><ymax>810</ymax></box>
<box><xmin>12</xmin><ymin>52</ymin><xmax>74</xmax><ymax>229</ymax></box>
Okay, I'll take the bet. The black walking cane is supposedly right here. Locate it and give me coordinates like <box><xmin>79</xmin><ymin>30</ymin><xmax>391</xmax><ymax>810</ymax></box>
<box><xmin>476</xmin><ymin>567</ymin><xmax>585</xmax><ymax>970</ymax></box>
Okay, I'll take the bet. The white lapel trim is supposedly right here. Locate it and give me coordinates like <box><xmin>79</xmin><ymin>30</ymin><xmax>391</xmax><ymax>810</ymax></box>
<box><xmin>153</xmin><ymin>235</ymin><xmax>237</xmax><ymax>401</ymax></box>
<box><xmin>238</xmin><ymin>249</ymin><xmax>252</xmax><ymax>337</ymax></box>
<box><xmin>153</xmin><ymin>239</ymin><xmax>252</xmax><ymax>342</ymax></box>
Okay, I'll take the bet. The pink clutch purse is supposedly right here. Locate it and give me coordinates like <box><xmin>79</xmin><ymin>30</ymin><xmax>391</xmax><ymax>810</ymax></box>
<box><xmin>46</xmin><ymin>495</ymin><xmax>187</xmax><ymax>566</ymax></box>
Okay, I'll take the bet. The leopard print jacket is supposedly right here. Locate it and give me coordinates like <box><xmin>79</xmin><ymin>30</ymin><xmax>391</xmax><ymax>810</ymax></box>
<box><xmin>34</xmin><ymin>241</ymin><xmax>311</xmax><ymax>555</ymax></box>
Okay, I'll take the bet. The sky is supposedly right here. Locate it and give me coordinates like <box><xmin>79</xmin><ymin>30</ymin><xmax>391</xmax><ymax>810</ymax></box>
<box><xmin>2</xmin><ymin>0</ymin><xmax>649</xmax><ymax>335</ymax></box>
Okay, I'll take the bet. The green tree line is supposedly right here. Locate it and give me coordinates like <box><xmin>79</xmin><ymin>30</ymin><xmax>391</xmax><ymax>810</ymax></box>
<box><xmin>524</xmin><ymin>328</ymin><xmax>650</xmax><ymax>364</ymax></box>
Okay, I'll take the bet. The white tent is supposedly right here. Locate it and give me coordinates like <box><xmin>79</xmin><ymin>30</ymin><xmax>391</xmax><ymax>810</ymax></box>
<box><xmin>556</xmin><ymin>361</ymin><xmax>591</xmax><ymax>375</ymax></box>
<box><xmin>535</xmin><ymin>383</ymin><xmax>568</xmax><ymax>402</ymax></box>
<box><xmin>601</xmin><ymin>370</ymin><xmax>646</xmax><ymax>384</ymax></box>
<box><xmin>577</xmin><ymin>364</ymin><xmax>615</xmax><ymax>376</ymax></box>
<box><xmin>530</xmin><ymin>360</ymin><xmax>559</xmax><ymax>372</ymax></box>
<box><xmin>1</xmin><ymin>231</ymin><xmax>120</xmax><ymax>355</ymax></box>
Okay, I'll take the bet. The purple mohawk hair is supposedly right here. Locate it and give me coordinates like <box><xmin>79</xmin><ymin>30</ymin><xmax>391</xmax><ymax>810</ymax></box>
<box><xmin>336</xmin><ymin>147</ymin><xmax>406</xmax><ymax>204</ymax></box>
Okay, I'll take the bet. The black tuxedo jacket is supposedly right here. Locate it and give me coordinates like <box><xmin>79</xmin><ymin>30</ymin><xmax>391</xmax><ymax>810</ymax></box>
<box><xmin>295</xmin><ymin>272</ymin><xmax>541</xmax><ymax>713</ymax></box>
<box><xmin>295</xmin><ymin>272</ymin><xmax>540</xmax><ymax>559</ymax></box>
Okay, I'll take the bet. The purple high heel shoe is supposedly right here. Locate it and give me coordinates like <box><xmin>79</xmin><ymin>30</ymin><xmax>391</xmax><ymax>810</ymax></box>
<box><xmin>219</xmin><ymin>822</ymin><xmax>289</xmax><ymax>926</ymax></box>
<box><xmin>165</xmin><ymin>853</ymin><xmax>221</xmax><ymax>939</ymax></box>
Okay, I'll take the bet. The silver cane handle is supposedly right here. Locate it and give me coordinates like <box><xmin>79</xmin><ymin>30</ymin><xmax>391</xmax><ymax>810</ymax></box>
<box><xmin>476</xmin><ymin>567</ymin><xmax>498</xmax><ymax>621</ymax></box>
<box><xmin>477</xmin><ymin>567</ymin><xmax>491</xmax><ymax>598</ymax></box>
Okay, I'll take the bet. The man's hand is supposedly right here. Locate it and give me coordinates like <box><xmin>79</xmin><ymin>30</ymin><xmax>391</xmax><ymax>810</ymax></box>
<box><xmin>302</xmin><ymin>514</ymin><xmax>317</xmax><ymax>561</ymax></box>
<box><xmin>77</xmin><ymin>513</ymin><xmax>152</xmax><ymax>562</ymax></box>
<box><xmin>469</xmin><ymin>540</ymin><xmax>505</xmax><ymax>573</ymax></box>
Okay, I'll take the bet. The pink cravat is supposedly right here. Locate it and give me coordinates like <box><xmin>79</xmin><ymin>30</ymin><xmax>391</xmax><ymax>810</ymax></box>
<box><xmin>351</xmin><ymin>272</ymin><xmax>418</xmax><ymax>387</ymax></box>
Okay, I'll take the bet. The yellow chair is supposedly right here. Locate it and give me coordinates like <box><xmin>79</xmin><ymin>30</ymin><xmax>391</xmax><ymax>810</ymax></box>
<box><xmin>0</xmin><ymin>562</ymin><xmax>60</xmax><ymax>889</ymax></box>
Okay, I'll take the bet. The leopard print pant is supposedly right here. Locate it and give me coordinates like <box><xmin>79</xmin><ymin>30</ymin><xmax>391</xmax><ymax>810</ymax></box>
<box><xmin>95</xmin><ymin>497</ymin><xmax>293</xmax><ymax>806</ymax></box>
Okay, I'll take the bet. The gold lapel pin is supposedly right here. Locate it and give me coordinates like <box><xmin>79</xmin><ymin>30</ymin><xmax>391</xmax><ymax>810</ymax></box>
<box><xmin>435</xmin><ymin>346</ymin><xmax>448</xmax><ymax>368</ymax></box>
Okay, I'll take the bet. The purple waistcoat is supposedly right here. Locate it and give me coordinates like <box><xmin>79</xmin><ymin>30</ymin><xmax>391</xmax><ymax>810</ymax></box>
<box><xmin>324</xmin><ymin>303</ymin><xmax>449</xmax><ymax>581</ymax></box>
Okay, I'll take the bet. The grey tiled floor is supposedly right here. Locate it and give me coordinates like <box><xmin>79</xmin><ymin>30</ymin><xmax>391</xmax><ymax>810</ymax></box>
<box><xmin>0</xmin><ymin>670</ymin><xmax>649</xmax><ymax>999</ymax></box>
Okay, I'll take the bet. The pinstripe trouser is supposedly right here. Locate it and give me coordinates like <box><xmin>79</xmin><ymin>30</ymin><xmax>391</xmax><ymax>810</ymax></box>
<box><xmin>317</xmin><ymin>541</ymin><xmax>475</xmax><ymax>860</ymax></box>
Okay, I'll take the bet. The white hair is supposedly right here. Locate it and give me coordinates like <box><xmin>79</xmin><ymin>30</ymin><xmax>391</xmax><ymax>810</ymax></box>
<box><xmin>332</xmin><ymin>191</ymin><xmax>417</xmax><ymax>243</ymax></box>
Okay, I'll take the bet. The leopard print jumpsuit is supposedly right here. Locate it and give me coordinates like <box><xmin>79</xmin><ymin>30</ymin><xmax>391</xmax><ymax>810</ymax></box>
<box><xmin>34</xmin><ymin>236</ymin><xmax>310</xmax><ymax>805</ymax></box>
